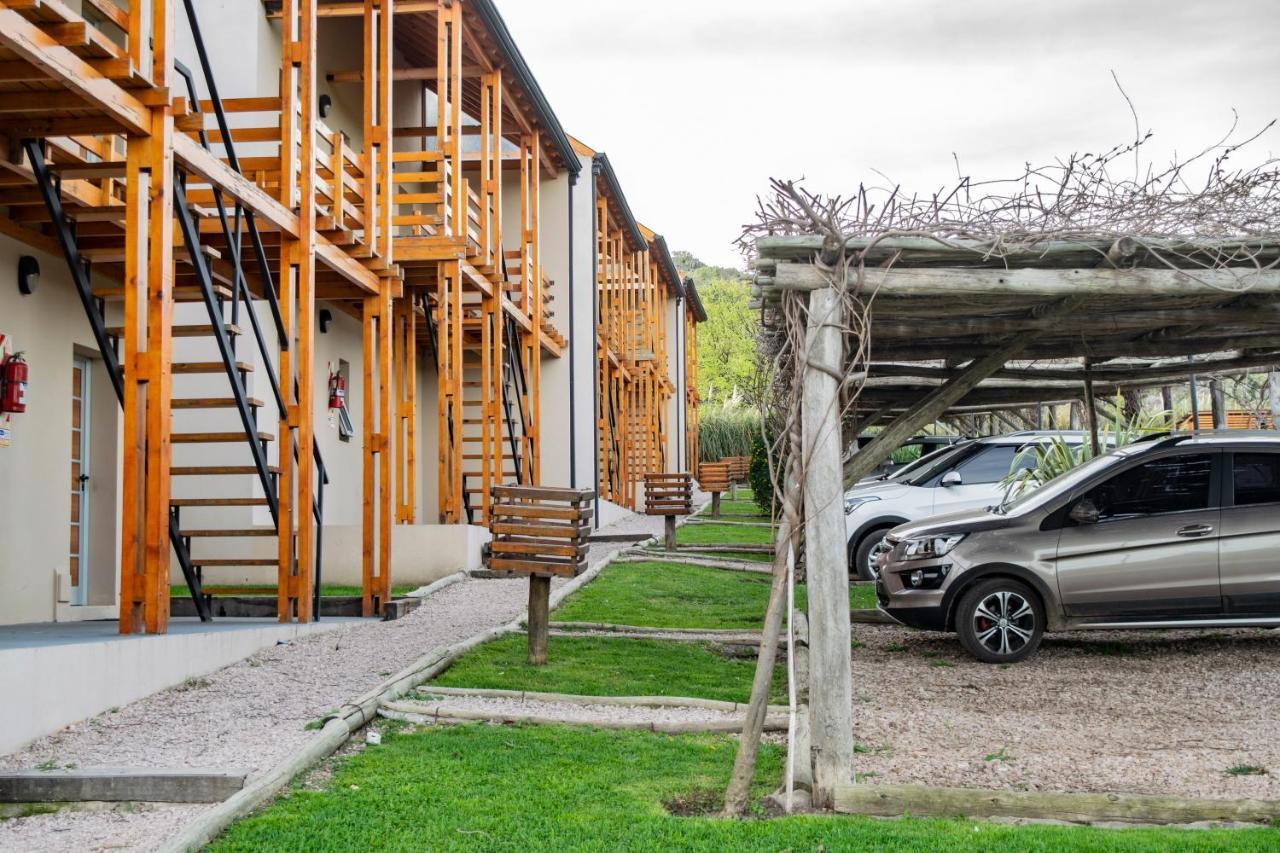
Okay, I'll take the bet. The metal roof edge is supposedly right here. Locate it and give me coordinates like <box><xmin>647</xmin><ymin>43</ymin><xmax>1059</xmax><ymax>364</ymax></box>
<box><xmin>592</xmin><ymin>152</ymin><xmax>647</xmax><ymax>250</ymax></box>
<box><xmin>470</xmin><ymin>0</ymin><xmax>580</xmax><ymax>176</ymax></box>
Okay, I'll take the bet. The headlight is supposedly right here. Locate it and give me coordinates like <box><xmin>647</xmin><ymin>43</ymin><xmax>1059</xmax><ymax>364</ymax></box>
<box><xmin>844</xmin><ymin>494</ymin><xmax>881</xmax><ymax>515</ymax></box>
<box><xmin>901</xmin><ymin>533</ymin><xmax>965</xmax><ymax>560</ymax></box>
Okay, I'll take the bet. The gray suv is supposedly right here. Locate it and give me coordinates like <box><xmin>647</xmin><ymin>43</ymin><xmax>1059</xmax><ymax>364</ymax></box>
<box><xmin>875</xmin><ymin>433</ymin><xmax>1280</xmax><ymax>663</ymax></box>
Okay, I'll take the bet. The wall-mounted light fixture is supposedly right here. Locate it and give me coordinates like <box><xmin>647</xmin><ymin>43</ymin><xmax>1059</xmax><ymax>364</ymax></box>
<box><xmin>318</xmin><ymin>94</ymin><xmax>332</xmax><ymax>119</ymax></box>
<box><xmin>17</xmin><ymin>256</ymin><xmax>38</xmax><ymax>295</ymax></box>
<box><xmin>318</xmin><ymin>308</ymin><xmax>333</xmax><ymax>334</ymax></box>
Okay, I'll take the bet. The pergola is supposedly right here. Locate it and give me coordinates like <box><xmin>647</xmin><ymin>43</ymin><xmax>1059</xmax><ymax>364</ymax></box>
<box><xmin>752</xmin><ymin>234</ymin><xmax>1280</xmax><ymax>482</ymax></box>
<box><xmin>725</xmin><ymin>141</ymin><xmax>1280</xmax><ymax>811</ymax></box>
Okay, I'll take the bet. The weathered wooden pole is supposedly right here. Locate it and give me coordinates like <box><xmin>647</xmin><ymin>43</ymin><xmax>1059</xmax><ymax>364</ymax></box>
<box><xmin>664</xmin><ymin>515</ymin><xmax>677</xmax><ymax>551</ymax></box>
<box><xmin>1270</xmin><ymin>373</ymin><xmax>1280</xmax><ymax>430</ymax></box>
<box><xmin>711</xmin><ymin>492</ymin><xmax>721</xmax><ymax>518</ymax></box>
<box><xmin>527</xmin><ymin>575</ymin><xmax>551</xmax><ymax>665</ymax></box>
<box><xmin>1210</xmin><ymin>378</ymin><xmax>1227</xmax><ymax>430</ymax></box>
<box><xmin>801</xmin><ymin>286</ymin><xmax>854</xmax><ymax>808</ymax></box>
<box><xmin>1083</xmin><ymin>362</ymin><xmax>1101</xmax><ymax>456</ymax></box>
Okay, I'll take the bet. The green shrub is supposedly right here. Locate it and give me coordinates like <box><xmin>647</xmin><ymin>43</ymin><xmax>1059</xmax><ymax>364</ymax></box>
<box><xmin>698</xmin><ymin>406</ymin><xmax>759</xmax><ymax>462</ymax></box>
<box><xmin>749</xmin><ymin>431</ymin><xmax>778</xmax><ymax>516</ymax></box>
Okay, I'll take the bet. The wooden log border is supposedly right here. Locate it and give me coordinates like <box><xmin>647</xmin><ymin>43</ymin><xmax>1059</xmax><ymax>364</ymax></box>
<box><xmin>833</xmin><ymin>782</ymin><xmax>1280</xmax><ymax>826</ymax></box>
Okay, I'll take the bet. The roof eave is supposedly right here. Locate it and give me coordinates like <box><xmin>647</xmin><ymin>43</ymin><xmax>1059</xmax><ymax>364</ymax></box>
<box><xmin>470</xmin><ymin>0</ymin><xmax>580</xmax><ymax>176</ymax></box>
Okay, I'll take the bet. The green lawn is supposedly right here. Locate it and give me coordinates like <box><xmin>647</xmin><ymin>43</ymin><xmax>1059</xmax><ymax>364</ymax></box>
<box><xmin>212</xmin><ymin>725</ymin><xmax>1277</xmax><ymax>852</ymax></box>
<box><xmin>430</xmin><ymin>633</ymin><xmax>785</xmax><ymax>704</ymax></box>
<box><xmin>677</xmin><ymin>523</ymin><xmax>773</xmax><ymax>547</ymax></box>
<box><xmin>553</xmin><ymin>560</ymin><xmax>876</xmax><ymax>629</ymax></box>
<box><xmin>171</xmin><ymin>584</ymin><xmax>418</xmax><ymax>598</ymax></box>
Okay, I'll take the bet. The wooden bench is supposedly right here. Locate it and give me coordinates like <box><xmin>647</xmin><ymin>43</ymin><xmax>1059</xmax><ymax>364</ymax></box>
<box><xmin>698</xmin><ymin>461</ymin><xmax>731</xmax><ymax>517</ymax></box>
<box><xmin>644</xmin><ymin>472</ymin><xmax>693</xmax><ymax>550</ymax></box>
<box><xmin>488</xmin><ymin>485</ymin><xmax>595</xmax><ymax>664</ymax></box>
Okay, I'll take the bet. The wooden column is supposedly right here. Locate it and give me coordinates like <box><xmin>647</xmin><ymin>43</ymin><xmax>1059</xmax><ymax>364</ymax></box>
<box><xmin>394</xmin><ymin>298</ymin><xmax>417</xmax><ymax>524</ymax></box>
<box><xmin>1083</xmin><ymin>361</ymin><xmax>1101</xmax><ymax>456</ymax></box>
<box><xmin>801</xmin><ymin>286</ymin><xmax>854</xmax><ymax>806</ymax></box>
<box><xmin>119</xmin><ymin>90</ymin><xmax>175</xmax><ymax>634</ymax></box>
<box><xmin>1270</xmin><ymin>373</ymin><xmax>1280</xmax><ymax>430</ymax></box>
<box><xmin>361</xmin><ymin>288</ymin><xmax>393</xmax><ymax>614</ymax></box>
<box><xmin>294</xmin><ymin>0</ymin><xmax>319</xmax><ymax>622</ymax></box>
<box><xmin>276</xmin><ymin>0</ymin><xmax>301</xmax><ymax>622</ymax></box>
<box><xmin>1210</xmin><ymin>379</ymin><xmax>1227</xmax><ymax>430</ymax></box>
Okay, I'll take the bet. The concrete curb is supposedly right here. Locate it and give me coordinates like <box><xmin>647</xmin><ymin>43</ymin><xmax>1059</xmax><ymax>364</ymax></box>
<box><xmin>404</xmin><ymin>570</ymin><xmax>469</xmax><ymax>600</ymax></box>
<box><xmin>411</xmin><ymin>685</ymin><xmax>789</xmax><ymax>715</ymax></box>
<box><xmin>378</xmin><ymin>703</ymin><xmax>791</xmax><ymax>734</ymax></box>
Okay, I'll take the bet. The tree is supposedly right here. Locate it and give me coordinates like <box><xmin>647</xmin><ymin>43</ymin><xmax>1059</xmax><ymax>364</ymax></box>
<box><xmin>682</xmin><ymin>256</ymin><xmax>758</xmax><ymax>405</ymax></box>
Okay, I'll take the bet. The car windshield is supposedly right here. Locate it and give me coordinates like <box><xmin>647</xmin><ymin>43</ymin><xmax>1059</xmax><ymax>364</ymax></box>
<box><xmin>903</xmin><ymin>443</ymin><xmax>982</xmax><ymax>486</ymax></box>
<box><xmin>995</xmin><ymin>446</ymin><xmax>1131</xmax><ymax>514</ymax></box>
<box><xmin>885</xmin><ymin>442</ymin><xmax>966</xmax><ymax>481</ymax></box>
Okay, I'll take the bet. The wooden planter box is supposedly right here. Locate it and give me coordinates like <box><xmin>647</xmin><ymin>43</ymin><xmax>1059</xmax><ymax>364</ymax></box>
<box><xmin>487</xmin><ymin>485</ymin><xmax>595</xmax><ymax>665</ymax></box>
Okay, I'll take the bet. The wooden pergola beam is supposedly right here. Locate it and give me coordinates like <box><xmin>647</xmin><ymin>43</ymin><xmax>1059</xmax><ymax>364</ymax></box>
<box><xmin>842</xmin><ymin>331</ymin><xmax>1041</xmax><ymax>487</ymax></box>
<box><xmin>772</xmin><ymin>263</ymin><xmax>1280</xmax><ymax>298</ymax></box>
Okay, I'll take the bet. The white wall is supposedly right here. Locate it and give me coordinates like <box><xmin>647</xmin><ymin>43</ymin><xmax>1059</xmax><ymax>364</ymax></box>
<box><xmin>0</xmin><ymin>235</ymin><xmax>122</xmax><ymax>625</ymax></box>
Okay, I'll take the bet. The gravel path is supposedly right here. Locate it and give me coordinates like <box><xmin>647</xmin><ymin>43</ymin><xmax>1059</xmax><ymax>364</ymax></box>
<box><xmin>851</xmin><ymin>623</ymin><xmax>1280</xmax><ymax>800</ymax></box>
<box><xmin>0</xmin><ymin>508</ymin><xmax>659</xmax><ymax>853</ymax></box>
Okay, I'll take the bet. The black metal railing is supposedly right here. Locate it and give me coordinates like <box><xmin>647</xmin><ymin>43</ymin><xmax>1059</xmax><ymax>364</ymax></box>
<box><xmin>23</xmin><ymin>139</ymin><xmax>211</xmax><ymax>621</ymax></box>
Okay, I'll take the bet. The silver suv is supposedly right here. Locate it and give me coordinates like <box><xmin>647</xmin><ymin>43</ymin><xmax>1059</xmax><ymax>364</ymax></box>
<box><xmin>875</xmin><ymin>432</ymin><xmax>1280</xmax><ymax>663</ymax></box>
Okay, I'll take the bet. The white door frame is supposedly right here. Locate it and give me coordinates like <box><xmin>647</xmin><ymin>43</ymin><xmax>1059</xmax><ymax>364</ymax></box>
<box><xmin>70</xmin><ymin>355</ymin><xmax>91</xmax><ymax>606</ymax></box>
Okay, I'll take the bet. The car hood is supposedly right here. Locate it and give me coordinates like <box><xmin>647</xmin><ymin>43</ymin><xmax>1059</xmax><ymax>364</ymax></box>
<box><xmin>845</xmin><ymin>482</ymin><xmax>912</xmax><ymax>501</ymax></box>
<box><xmin>889</xmin><ymin>506</ymin><xmax>1009</xmax><ymax>539</ymax></box>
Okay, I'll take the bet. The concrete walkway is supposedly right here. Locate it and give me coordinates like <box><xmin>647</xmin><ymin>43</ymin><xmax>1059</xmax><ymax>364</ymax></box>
<box><xmin>0</xmin><ymin>505</ymin><xmax>675</xmax><ymax>853</ymax></box>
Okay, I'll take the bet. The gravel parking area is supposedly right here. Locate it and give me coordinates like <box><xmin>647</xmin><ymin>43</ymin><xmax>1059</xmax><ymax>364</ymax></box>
<box><xmin>852</xmin><ymin>623</ymin><xmax>1280</xmax><ymax>800</ymax></box>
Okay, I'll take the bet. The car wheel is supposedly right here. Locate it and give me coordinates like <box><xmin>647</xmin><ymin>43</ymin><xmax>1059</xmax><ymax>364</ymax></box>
<box><xmin>955</xmin><ymin>578</ymin><xmax>1044</xmax><ymax>664</ymax></box>
<box><xmin>852</xmin><ymin>528</ymin><xmax>891</xmax><ymax>581</ymax></box>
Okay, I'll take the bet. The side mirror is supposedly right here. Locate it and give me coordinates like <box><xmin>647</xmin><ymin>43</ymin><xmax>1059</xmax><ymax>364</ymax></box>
<box><xmin>940</xmin><ymin>470</ymin><xmax>963</xmax><ymax>487</ymax></box>
<box><xmin>1069</xmin><ymin>499</ymin><xmax>1100</xmax><ymax>525</ymax></box>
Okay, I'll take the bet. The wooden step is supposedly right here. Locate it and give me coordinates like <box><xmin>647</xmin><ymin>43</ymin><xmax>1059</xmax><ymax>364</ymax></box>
<box><xmin>181</xmin><ymin>528</ymin><xmax>277</xmax><ymax>538</ymax></box>
<box><xmin>171</xmin><ymin>465</ymin><xmax>281</xmax><ymax>476</ymax></box>
<box><xmin>93</xmin><ymin>284</ymin><xmax>232</xmax><ymax>302</ymax></box>
<box><xmin>171</xmin><ymin>432</ymin><xmax>275</xmax><ymax>444</ymax></box>
<box><xmin>170</xmin><ymin>497</ymin><xmax>269</xmax><ymax>508</ymax></box>
<box><xmin>172</xmin><ymin>397</ymin><xmax>265</xmax><ymax>410</ymax></box>
<box><xmin>172</xmin><ymin>361</ymin><xmax>254</xmax><ymax>374</ymax></box>
<box><xmin>189</xmin><ymin>558</ymin><xmax>278</xmax><ymax>567</ymax></box>
<box><xmin>106</xmin><ymin>324</ymin><xmax>242</xmax><ymax>338</ymax></box>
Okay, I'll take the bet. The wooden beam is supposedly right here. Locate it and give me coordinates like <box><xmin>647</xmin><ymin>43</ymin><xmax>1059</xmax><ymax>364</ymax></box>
<box><xmin>843</xmin><ymin>332</ymin><xmax>1042</xmax><ymax>487</ymax></box>
<box><xmin>772</xmin><ymin>263</ymin><xmax>1280</xmax><ymax>298</ymax></box>
<box><xmin>0</xmin><ymin>8</ymin><xmax>150</xmax><ymax>136</ymax></box>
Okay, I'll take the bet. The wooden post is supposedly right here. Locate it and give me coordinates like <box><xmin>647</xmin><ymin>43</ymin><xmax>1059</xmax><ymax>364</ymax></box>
<box><xmin>711</xmin><ymin>492</ymin><xmax>721</xmax><ymax>518</ymax></box>
<box><xmin>1270</xmin><ymin>373</ymin><xmax>1280</xmax><ymax>430</ymax></box>
<box><xmin>664</xmin><ymin>515</ymin><xmax>677</xmax><ymax>551</ymax></box>
<box><xmin>801</xmin><ymin>286</ymin><xmax>854</xmax><ymax>807</ymax></box>
<box><xmin>527</xmin><ymin>575</ymin><xmax>551</xmax><ymax>665</ymax></box>
<box><xmin>1210</xmin><ymin>379</ymin><xmax>1227</xmax><ymax>430</ymax></box>
<box><xmin>1083</xmin><ymin>362</ymin><xmax>1101</xmax><ymax>456</ymax></box>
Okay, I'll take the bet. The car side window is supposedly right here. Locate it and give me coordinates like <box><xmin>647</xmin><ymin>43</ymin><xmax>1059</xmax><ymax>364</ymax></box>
<box><xmin>1233</xmin><ymin>453</ymin><xmax>1280</xmax><ymax>507</ymax></box>
<box><xmin>1081</xmin><ymin>453</ymin><xmax>1214</xmax><ymax>520</ymax></box>
<box><xmin>951</xmin><ymin>445</ymin><xmax>1018</xmax><ymax>485</ymax></box>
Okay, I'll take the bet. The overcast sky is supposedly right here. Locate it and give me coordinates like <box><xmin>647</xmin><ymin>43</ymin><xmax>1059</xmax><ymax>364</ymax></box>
<box><xmin>498</xmin><ymin>0</ymin><xmax>1279</xmax><ymax>269</ymax></box>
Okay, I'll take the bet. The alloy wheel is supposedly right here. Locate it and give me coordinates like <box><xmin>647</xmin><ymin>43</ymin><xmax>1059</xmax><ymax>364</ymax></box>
<box><xmin>972</xmin><ymin>591</ymin><xmax>1035</xmax><ymax>656</ymax></box>
<box><xmin>865</xmin><ymin>538</ymin><xmax>890</xmax><ymax>578</ymax></box>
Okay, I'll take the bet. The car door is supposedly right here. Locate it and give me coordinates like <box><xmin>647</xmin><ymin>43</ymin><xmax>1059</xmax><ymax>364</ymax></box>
<box><xmin>1219</xmin><ymin>451</ymin><xmax>1280</xmax><ymax>615</ymax></box>
<box><xmin>1055</xmin><ymin>451</ymin><xmax>1222</xmax><ymax>620</ymax></box>
<box><xmin>930</xmin><ymin>444</ymin><xmax>1021</xmax><ymax>515</ymax></box>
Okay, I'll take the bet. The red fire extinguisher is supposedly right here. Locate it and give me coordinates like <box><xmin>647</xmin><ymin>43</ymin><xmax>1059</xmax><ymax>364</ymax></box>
<box><xmin>328</xmin><ymin>368</ymin><xmax>346</xmax><ymax>411</ymax></box>
<box><xmin>1</xmin><ymin>352</ymin><xmax>28</xmax><ymax>414</ymax></box>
